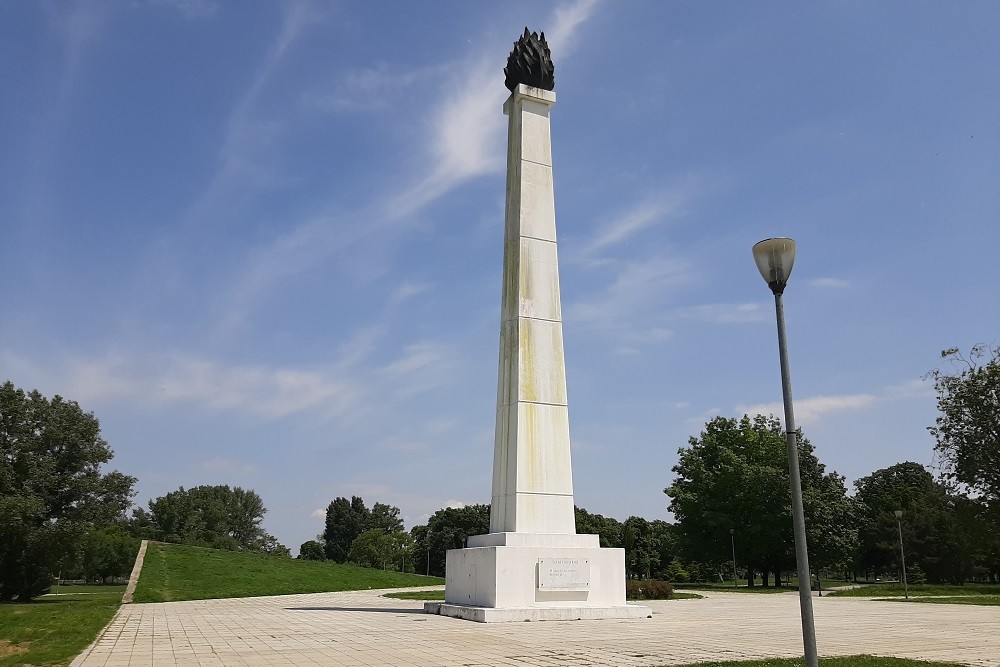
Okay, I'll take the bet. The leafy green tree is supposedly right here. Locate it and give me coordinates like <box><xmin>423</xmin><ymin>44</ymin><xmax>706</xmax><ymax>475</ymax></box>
<box><xmin>574</xmin><ymin>506</ymin><xmax>622</xmax><ymax>548</ymax></box>
<box><xmin>297</xmin><ymin>540</ymin><xmax>326</xmax><ymax>560</ymax></box>
<box><xmin>369</xmin><ymin>502</ymin><xmax>404</xmax><ymax>534</ymax></box>
<box><xmin>664</xmin><ymin>557</ymin><xmax>689</xmax><ymax>583</ymax></box>
<box><xmin>348</xmin><ymin>530</ymin><xmax>413</xmax><ymax>570</ymax></box>
<box><xmin>0</xmin><ymin>381</ymin><xmax>136</xmax><ymax>600</ymax></box>
<box><xmin>348</xmin><ymin>529</ymin><xmax>395</xmax><ymax>569</ymax></box>
<box><xmin>666</xmin><ymin>415</ymin><xmax>851</xmax><ymax>587</ymax></box>
<box><xmin>622</xmin><ymin>516</ymin><xmax>657</xmax><ymax>579</ymax></box>
<box><xmin>854</xmin><ymin>462</ymin><xmax>982</xmax><ymax>584</ymax></box>
<box><xmin>928</xmin><ymin>345</ymin><xmax>1000</xmax><ymax>501</ymax></box>
<box><xmin>416</xmin><ymin>504</ymin><xmax>490</xmax><ymax>577</ymax></box>
<box><xmin>648</xmin><ymin>520</ymin><xmax>678</xmax><ymax>580</ymax></box>
<box><xmin>323</xmin><ymin>496</ymin><xmax>372</xmax><ymax>562</ymax></box>
<box><xmin>145</xmin><ymin>485</ymin><xmax>282</xmax><ymax>553</ymax></box>
<box><xmin>76</xmin><ymin>525</ymin><xmax>140</xmax><ymax>583</ymax></box>
<box><xmin>804</xmin><ymin>471</ymin><xmax>857</xmax><ymax>586</ymax></box>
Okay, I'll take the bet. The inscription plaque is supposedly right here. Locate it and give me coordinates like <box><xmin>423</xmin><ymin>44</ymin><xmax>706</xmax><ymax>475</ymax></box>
<box><xmin>537</xmin><ymin>558</ymin><xmax>590</xmax><ymax>590</ymax></box>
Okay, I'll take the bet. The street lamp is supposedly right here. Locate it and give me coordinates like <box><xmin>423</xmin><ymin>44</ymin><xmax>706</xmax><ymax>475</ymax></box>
<box><xmin>753</xmin><ymin>237</ymin><xmax>818</xmax><ymax>667</ymax></box>
<box><xmin>730</xmin><ymin>528</ymin><xmax>738</xmax><ymax>588</ymax></box>
<box><xmin>426</xmin><ymin>531</ymin><xmax>432</xmax><ymax>576</ymax></box>
<box><xmin>894</xmin><ymin>510</ymin><xmax>909</xmax><ymax>600</ymax></box>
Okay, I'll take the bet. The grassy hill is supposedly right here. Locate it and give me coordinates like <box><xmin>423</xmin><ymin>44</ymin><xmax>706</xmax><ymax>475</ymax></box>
<box><xmin>131</xmin><ymin>542</ymin><xmax>444</xmax><ymax>603</ymax></box>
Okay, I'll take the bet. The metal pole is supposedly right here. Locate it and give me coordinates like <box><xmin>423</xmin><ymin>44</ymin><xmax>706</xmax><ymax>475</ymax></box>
<box><xmin>897</xmin><ymin>516</ymin><xmax>908</xmax><ymax>600</ymax></box>
<box><xmin>730</xmin><ymin>530</ymin><xmax>738</xmax><ymax>588</ymax></box>
<box><xmin>774</xmin><ymin>291</ymin><xmax>819</xmax><ymax>667</ymax></box>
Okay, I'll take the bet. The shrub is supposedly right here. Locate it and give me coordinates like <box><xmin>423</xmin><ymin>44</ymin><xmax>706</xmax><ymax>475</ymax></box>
<box><xmin>625</xmin><ymin>579</ymin><xmax>674</xmax><ymax>600</ymax></box>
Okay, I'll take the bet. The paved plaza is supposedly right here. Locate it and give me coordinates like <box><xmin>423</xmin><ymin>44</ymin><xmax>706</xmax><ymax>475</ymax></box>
<box><xmin>72</xmin><ymin>588</ymin><xmax>999</xmax><ymax>667</ymax></box>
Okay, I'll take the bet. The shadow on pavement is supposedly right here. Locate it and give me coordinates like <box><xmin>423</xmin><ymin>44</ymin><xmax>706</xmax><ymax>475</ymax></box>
<box><xmin>285</xmin><ymin>606</ymin><xmax>426</xmax><ymax>614</ymax></box>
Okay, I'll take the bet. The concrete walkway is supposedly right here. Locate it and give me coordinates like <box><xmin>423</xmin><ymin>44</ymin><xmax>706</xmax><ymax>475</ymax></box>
<box><xmin>72</xmin><ymin>589</ymin><xmax>1000</xmax><ymax>667</ymax></box>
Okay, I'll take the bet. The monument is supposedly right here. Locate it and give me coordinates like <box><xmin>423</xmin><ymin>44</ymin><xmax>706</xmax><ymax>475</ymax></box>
<box><xmin>424</xmin><ymin>29</ymin><xmax>652</xmax><ymax>623</ymax></box>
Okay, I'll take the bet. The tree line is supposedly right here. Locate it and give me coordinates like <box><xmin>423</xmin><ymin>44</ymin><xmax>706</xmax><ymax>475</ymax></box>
<box><xmin>666</xmin><ymin>344</ymin><xmax>1000</xmax><ymax>586</ymax></box>
<box><xmin>3</xmin><ymin>344</ymin><xmax>997</xmax><ymax>599</ymax></box>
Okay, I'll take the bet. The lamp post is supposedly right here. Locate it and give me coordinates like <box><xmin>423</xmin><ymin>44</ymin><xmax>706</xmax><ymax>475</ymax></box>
<box><xmin>730</xmin><ymin>528</ymin><xmax>738</xmax><ymax>588</ymax></box>
<box><xmin>753</xmin><ymin>237</ymin><xmax>818</xmax><ymax>667</ymax></box>
<box><xmin>894</xmin><ymin>510</ymin><xmax>909</xmax><ymax>600</ymax></box>
<box><xmin>426</xmin><ymin>531</ymin><xmax>432</xmax><ymax>576</ymax></box>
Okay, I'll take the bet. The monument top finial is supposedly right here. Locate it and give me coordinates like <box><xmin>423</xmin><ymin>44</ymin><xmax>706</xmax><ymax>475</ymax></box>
<box><xmin>504</xmin><ymin>27</ymin><xmax>554</xmax><ymax>93</ymax></box>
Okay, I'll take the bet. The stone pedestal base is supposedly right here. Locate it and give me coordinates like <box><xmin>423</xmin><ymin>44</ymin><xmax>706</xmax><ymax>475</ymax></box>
<box><xmin>423</xmin><ymin>532</ymin><xmax>652</xmax><ymax>623</ymax></box>
<box><xmin>424</xmin><ymin>602</ymin><xmax>651</xmax><ymax>623</ymax></box>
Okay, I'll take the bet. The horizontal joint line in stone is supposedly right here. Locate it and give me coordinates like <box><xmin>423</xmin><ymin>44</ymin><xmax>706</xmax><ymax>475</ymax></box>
<box><xmin>518</xmin><ymin>235</ymin><xmax>556</xmax><ymax>244</ymax></box>
<box><xmin>498</xmin><ymin>491</ymin><xmax>574</xmax><ymax>498</ymax></box>
<box><xmin>520</xmin><ymin>315</ymin><xmax>562</xmax><ymax>324</ymax></box>
<box><xmin>518</xmin><ymin>399</ymin><xmax>569</xmax><ymax>408</ymax></box>
<box><xmin>521</xmin><ymin>158</ymin><xmax>552</xmax><ymax>168</ymax></box>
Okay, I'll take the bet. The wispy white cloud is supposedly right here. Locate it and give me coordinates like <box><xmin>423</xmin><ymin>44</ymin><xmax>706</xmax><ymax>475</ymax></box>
<box><xmin>567</xmin><ymin>256</ymin><xmax>694</xmax><ymax>326</ymax></box>
<box><xmin>387</xmin><ymin>0</ymin><xmax>603</xmax><ymax>221</ymax></box>
<box><xmin>310</xmin><ymin>508</ymin><xmax>326</xmax><ymax>519</ymax></box>
<box><xmin>570</xmin><ymin>181</ymin><xmax>696</xmax><ymax>265</ymax></box>
<box><xmin>3</xmin><ymin>348</ymin><xmax>358</xmax><ymax>420</ymax></box>
<box><xmin>380</xmin><ymin>341</ymin><xmax>456</xmax><ymax>398</ymax></box>
<box><xmin>737</xmin><ymin>393</ymin><xmax>878</xmax><ymax>426</ymax></box>
<box><xmin>545</xmin><ymin>0</ymin><xmax>603</xmax><ymax>57</ymax></box>
<box><xmin>391</xmin><ymin>281</ymin><xmax>432</xmax><ymax>303</ymax></box>
<box><xmin>580</xmin><ymin>200</ymin><xmax>677</xmax><ymax>258</ymax></box>
<box><xmin>212</xmin><ymin>1</ymin><xmax>603</xmax><ymax>322</ymax></box>
<box><xmin>385</xmin><ymin>59</ymin><xmax>507</xmax><ymax>221</ymax></box>
<box><xmin>156</xmin><ymin>358</ymin><xmax>355</xmax><ymax>419</ymax></box>
<box><xmin>177</xmin><ymin>0</ymin><xmax>319</xmax><ymax>231</ymax></box>
<box><xmin>809</xmin><ymin>277</ymin><xmax>850</xmax><ymax>288</ymax></box>
<box><xmin>302</xmin><ymin>64</ymin><xmax>441</xmax><ymax>113</ymax></box>
<box><xmin>884</xmin><ymin>378</ymin><xmax>934</xmax><ymax>400</ymax></box>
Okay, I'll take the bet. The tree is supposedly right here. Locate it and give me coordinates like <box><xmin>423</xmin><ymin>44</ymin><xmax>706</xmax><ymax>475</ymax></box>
<box><xmin>415</xmin><ymin>504</ymin><xmax>490</xmax><ymax>577</ymax></box>
<box><xmin>348</xmin><ymin>530</ymin><xmax>414</xmax><ymax>570</ymax></box>
<box><xmin>928</xmin><ymin>345</ymin><xmax>1000</xmax><ymax>501</ymax></box>
<box><xmin>854</xmin><ymin>462</ymin><xmax>982</xmax><ymax>584</ymax></box>
<box><xmin>322</xmin><ymin>496</ymin><xmax>406</xmax><ymax>562</ymax></box>
<box><xmin>298</xmin><ymin>540</ymin><xmax>326</xmax><ymax>561</ymax></box>
<box><xmin>0</xmin><ymin>381</ymin><xmax>136</xmax><ymax>600</ymax></box>
<box><xmin>76</xmin><ymin>525</ymin><xmax>140</xmax><ymax>583</ymax></box>
<box><xmin>323</xmin><ymin>496</ymin><xmax>371</xmax><ymax>562</ymax></box>
<box><xmin>145</xmin><ymin>485</ymin><xmax>283</xmax><ymax>553</ymax></box>
<box><xmin>665</xmin><ymin>415</ymin><xmax>852</xmax><ymax>587</ymax></box>
<box><xmin>575</xmin><ymin>506</ymin><xmax>623</xmax><ymax>548</ymax></box>
<box><xmin>369</xmin><ymin>502</ymin><xmax>404</xmax><ymax>534</ymax></box>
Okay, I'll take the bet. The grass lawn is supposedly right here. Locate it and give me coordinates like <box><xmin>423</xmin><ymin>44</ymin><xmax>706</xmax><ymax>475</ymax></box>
<box><xmin>675</xmin><ymin>583</ymin><xmax>797</xmax><ymax>594</ymax></box>
<box><xmin>875</xmin><ymin>596</ymin><xmax>1000</xmax><ymax>606</ymax></box>
<box><xmin>662</xmin><ymin>657</ymin><xmax>963</xmax><ymax>667</ymax></box>
<box><xmin>670</xmin><ymin>592</ymin><xmax>705</xmax><ymax>600</ymax></box>
<box><xmin>132</xmin><ymin>542</ymin><xmax>445</xmax><ymax>603</ymax></box>
<box><xmin>829</xmin><ymin>583</ymin><xmax>1000</xmax><ymax>598</ymax></box>
<box><xmin>384</xmin><ymin>589</ymin><xmax>446</xmax><ymax>601</ymax></box>
<box><xmin>0</xmin><ymin>585</ymin><xmax>124</xmax><ymax>667</ymax></box>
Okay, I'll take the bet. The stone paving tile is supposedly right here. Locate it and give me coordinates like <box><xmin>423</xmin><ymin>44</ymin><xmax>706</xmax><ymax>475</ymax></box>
<box><xmin>71</xmin><ymin>589</ymin><xmax>1000</xmax><ymax>667</ymax></box>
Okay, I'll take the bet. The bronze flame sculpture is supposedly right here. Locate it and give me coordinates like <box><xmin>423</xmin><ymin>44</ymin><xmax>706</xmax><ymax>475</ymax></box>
<box><xmin>504</xmin><ymin>27</ymin><xmax>555</xmax><ymax>92</ymax></box>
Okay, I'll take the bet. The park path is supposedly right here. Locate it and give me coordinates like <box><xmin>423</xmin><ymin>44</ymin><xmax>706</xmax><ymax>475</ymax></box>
<box><xmin>72</xmin><ymin>588</ymin><xmax>1000</xmax><ymax>667</ymax></box>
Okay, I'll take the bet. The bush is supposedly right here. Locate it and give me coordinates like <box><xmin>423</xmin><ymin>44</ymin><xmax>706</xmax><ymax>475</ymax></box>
<box><xmin>625</xmin><ymin>579</ymin><xmax>674</xmax><ymax>600</ymax></box>
<box><xmin>298</xmin><ymin>540</ymin><xmax>326</xmax><ymax>561</ymax></box>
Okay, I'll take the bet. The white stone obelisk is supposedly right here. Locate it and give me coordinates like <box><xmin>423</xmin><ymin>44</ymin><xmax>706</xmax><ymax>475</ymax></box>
<box><xmin>425</xmin><ymin>83</ymin><xmax>650</xmax><ymax>623</ymax></box>
<box><xmin>490</xmin><ymin>84</ymin><xmax>575</xmax><ymax>535</ymax></box>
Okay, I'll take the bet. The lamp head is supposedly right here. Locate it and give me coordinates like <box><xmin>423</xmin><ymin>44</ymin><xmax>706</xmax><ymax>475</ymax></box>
<box><xmin>894</xmin><ymin>510</ymin><xmax>903</xmax><ymax>519</ymax></box>
<box><xmin>752</xmin><ymin>237</ymin><xmax>796</xmax><ymax>295</ymax></box>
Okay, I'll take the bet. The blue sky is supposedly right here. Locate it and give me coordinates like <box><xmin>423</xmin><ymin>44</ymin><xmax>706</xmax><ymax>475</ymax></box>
<box><xmin>3</xmin><ymin>1</ymin><xmax>998</xmax><ymax>552</ymax></box>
